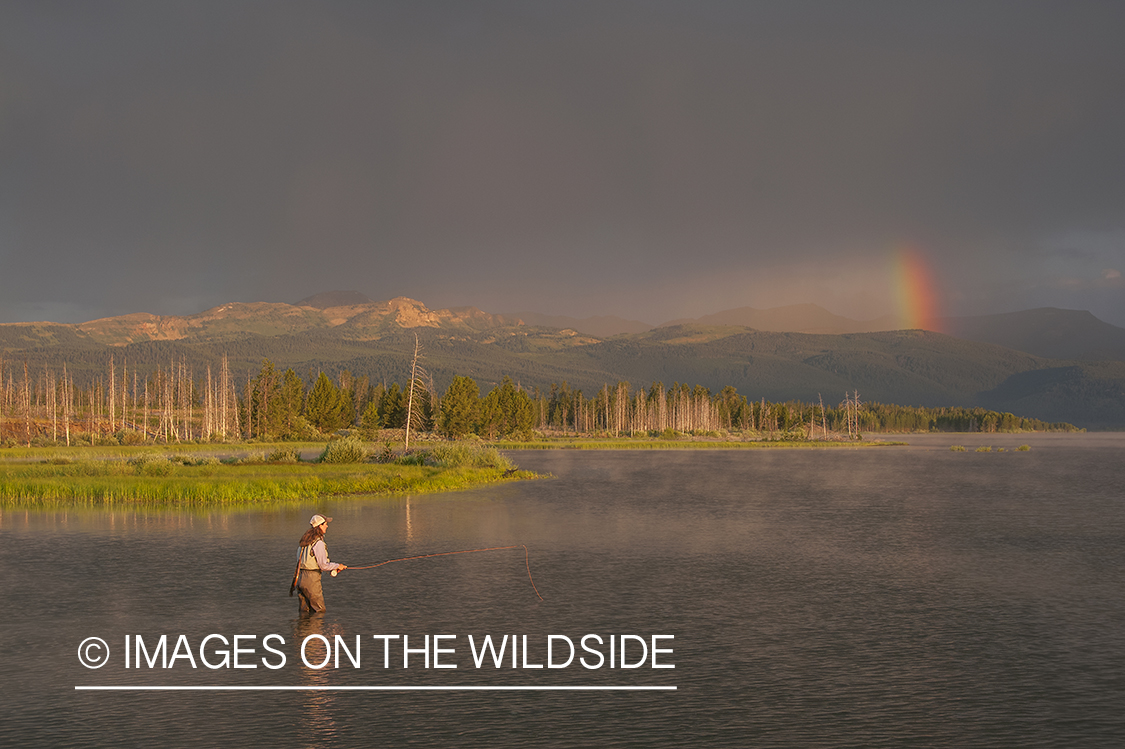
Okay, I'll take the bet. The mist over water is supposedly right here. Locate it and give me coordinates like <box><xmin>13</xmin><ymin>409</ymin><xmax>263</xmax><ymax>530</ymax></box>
<box><xmin>5</xmin><ymin>434</ymin><xmax>1125</xmax><ymax>747</ymax></box>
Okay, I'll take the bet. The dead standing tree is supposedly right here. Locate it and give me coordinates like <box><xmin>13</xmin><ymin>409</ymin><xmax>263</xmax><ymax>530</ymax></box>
<box><xmin>840</xmin><ymin>390</ymin><xmax>861</xmax><ymax>439</ymax></box>
<box><xmin>403</xmin><ymin>333</ymin><xmax>431</xmax><ymax>452</ymax></box>
<box><xmin>23</xmin><ymin>362</ymin><xmax>31</xmax><ymax>446</ymax></box>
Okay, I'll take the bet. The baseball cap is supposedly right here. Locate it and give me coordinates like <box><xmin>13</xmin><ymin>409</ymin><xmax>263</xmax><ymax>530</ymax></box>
<box><xmin>309</xmin><ymin>514</ymin><xmax>333</xmax><ymax>526</ymax></box>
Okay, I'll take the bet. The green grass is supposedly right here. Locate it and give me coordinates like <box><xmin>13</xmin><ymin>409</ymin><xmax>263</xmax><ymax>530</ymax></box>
<box><xmin>418</xmin><ymin>443</ymin><xmax>514</xmax><ymax>469</ymax></box>
<box><xmin>0</xmin><ymin>441</ymin><xmax>331</xmax><ymax>462</ymax></box>
<box><xmin>0</xmin><ymin>458</ymin><xmax>534</xmax><ymax>507</ymax></box>
<box><xmin>494</xmin><ymin>438</ymin><xmax>904</xmax><ymax>450</ymax></box>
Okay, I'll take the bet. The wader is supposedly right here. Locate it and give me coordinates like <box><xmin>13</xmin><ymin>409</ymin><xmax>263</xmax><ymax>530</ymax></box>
<box><xmin>296</xmin><ymin>544</ymin><xmax>327</xmax><ymax>614</ymax></box>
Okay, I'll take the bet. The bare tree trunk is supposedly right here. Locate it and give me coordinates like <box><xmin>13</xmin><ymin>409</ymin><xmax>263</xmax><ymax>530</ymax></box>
<box><xmin>62</xmin><ymin>363</ymin><xmax>71</xmax><ymax>446</ymax></box>
<box><xmin>48</xmin><ymin>367</ymin><xmax>56</xmax><ymax>442</ymax></box>
<box><xmin>122</xmin><ymin>358</ymin><xmax>127</xmax><ymax>432</ymax></box>
<box><xmin>23</xmin><ymin>362</ymin><xmax>31</xmax><ymax>446</ymax></box>
<box><xmin>144</xmin><ymin>377</ymin><xmax>150</xmax><ymax>442</ymax></box>
<box><xmin>405</xmin><ymin>333</ymin><xmax>422</xmax><ymax>451</ymax></box>
<box><xmin>205</xmin><ymin>364</ymin><xmax>213</xmax><ymax>440</ymax></box>
<box><xmin>166</xmin><ymin>364</ymin><xmax>175</xmax><ymax>442</ymax></box>
<box><xmin>220</xmin><ymin>354</ymin><xmax>229</xmax><ymax>438</ymax></box>
<box><xmin>819</xmin><ymin>394</ymin><xmax>827</xmax><ymax>440</ymax></box>
<box><xmin>245</xmin><ymin>370</ymin><xmax>253</xmax><ymax>440</ymax></box>
<box><xmin>108</xmin><ymin>355</ymin><xmax>115</xmax><ymax>434</ymax></box>
<box><xmin>188</xmin><ymin>366</ymin><xmax>194</xmax><ymax>441</ymax></box>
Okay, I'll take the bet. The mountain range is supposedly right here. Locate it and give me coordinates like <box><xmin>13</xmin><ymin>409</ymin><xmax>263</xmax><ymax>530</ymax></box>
<box><xmin>2</xmin><ymin>293</ymin><xmax>1123</xmax><ymax>429</ymax></box>
<box><xmin>936</xmin><ymin>308</ymin><xmax>1125</xmax><ymax>361</ymax></box>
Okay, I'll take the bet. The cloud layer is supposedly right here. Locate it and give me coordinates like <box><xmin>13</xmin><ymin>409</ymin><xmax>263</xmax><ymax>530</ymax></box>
<box><xmin>2</xmin><ymin>1</ymin><xmax>1124</xmax><ymax>325</ymax></box>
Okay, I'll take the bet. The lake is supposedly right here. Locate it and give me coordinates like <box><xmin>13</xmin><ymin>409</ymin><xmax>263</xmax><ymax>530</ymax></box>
<box><xmin>4</xmin><ymin>433</ymin><xmax>1124</xmax><ymax>747</ymax></box>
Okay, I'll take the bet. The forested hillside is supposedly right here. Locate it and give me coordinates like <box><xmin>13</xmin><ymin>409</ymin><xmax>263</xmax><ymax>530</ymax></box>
<box><xmin>2</xmin><ymin>298</ymin><xmax>1123</xmax><ymax>429</ymax></box>
<box><xmin>937</xmin><ymin>308</ymin><xmax>1125</xmax><ymax>361</ymax></box>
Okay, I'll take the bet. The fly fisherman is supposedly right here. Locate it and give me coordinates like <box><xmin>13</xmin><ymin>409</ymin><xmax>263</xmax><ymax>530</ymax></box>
<box><xmin>291</xmin><ymin>514</ymin><xmax>348</xmax><ymax>614</ymax></box>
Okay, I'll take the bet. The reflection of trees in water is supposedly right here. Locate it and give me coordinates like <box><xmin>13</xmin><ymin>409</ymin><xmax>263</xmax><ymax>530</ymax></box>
<box><xmin>292</xmin><ymin>615</ymin><xmax>346</xmax><ymax>742</ymax></box>
<box><xmin>4</xmin><ymin>509</ymin><xmax>251</xmax><ymax>534</ymax></box>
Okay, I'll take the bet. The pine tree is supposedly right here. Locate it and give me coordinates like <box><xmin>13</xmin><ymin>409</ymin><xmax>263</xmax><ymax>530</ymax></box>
<box><xmin>305</xmin><ymin>372</ymin><xmax>343</xmax><ymax>432</ymax></box>
<box><xmin>379</xmin><ymin>383</ymin><xmax>406</xmax><ymax>430</ymax></box>
<box><xmin>360</xmin><ymin>397</ymin><xmax>383</xmax><ymax>432</ymax></box>
<box><xmin>279</xmin><ymin>369</ymin><xmax>305</xmax><ymax>438</ymax></box>
<box><xmin>439</xmin><ymin>376</ymin><xmax>480</xmax><ymax>439</ymax></box>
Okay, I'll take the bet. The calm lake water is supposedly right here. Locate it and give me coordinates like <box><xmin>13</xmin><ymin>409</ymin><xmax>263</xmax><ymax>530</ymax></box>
<box><xmin>4</xmin><ymin>434</ymin><xmax>1125</xmax><ymax>747</ymax></box>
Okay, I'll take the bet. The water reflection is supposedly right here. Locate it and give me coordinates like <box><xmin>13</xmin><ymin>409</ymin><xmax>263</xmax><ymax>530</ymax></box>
<box><xmin>5</xmin><ymin>435</ymin><xmax>1125</xmax><ymax>747</ymax></box>
<box><xmin>292</xmin><ymin>614</ymin><xmax>342</xmax><ymax>744</ymax></box>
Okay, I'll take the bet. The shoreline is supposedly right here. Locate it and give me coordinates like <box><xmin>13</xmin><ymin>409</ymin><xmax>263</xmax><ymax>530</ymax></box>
<box><xmin>495</xmin><ymin>439</ymin><xmax>905</xmax><ymax>449</ymax></box>
<box><xmin>0</xmin><ymin>442</ymin><xmax>536</xmax><ymax>507</ymax></box>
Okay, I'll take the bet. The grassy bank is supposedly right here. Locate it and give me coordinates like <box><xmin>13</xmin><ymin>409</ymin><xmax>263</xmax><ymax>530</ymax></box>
<box><xmin>493</xmin><ymin>438</ymin><xmax>904</xmax><ymax>450</ymax></box>
<box><xmin>0</xmin><ymin>436</ymin><xmax>903</xmax><ymax>506</ymax></box>
<box><xmin>0</xmin><ymin>461</ymin><xmax>532</xmax><ymax>506</ymax></box>
<box><xmin>0</xmin><ymin>442</ymin><xmax>533</xmax><ymax>507</ymax></box>
<box><xmin>0</xmin><ymin>441</ymin><xmax>332</xmax><ymax>463</ymax></box>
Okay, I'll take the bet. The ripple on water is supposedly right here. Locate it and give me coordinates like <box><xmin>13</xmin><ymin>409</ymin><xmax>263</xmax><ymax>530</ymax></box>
<box><xmin>7</xmin><ymin>436</ymin><xmax>1125</xmax><ymax>747</ymax></box>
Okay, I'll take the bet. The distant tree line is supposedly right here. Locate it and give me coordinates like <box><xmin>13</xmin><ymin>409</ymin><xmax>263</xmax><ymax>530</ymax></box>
<box><xmin>0</xmin><ymin>355</ymin><xmax>1080</xmax><ymax>447</ymax></box>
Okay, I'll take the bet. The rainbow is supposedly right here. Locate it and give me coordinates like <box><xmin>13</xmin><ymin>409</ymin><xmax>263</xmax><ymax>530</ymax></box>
<box><xmin>892</xmin><ymin>246</ymin><xmax>941</xmax><ymax>331</ymax></box>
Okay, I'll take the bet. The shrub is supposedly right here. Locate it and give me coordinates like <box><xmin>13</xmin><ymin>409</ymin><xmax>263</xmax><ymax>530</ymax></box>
<box><xmin>318</xmin><ymin>437</ymin><xmax>369</xmax><ymax>464</ymax></box>
<box><xmin>1017</xmin><ymin>444</ymin><xmax>1031</xmax><ymax>451</ymax></box>
<box><xmin>373</xmin><ymin>442</ymin><xmax>396</xmax><ymax>463</ymax></box>
<box><xmin>121</xmin><ymin>430</ymin><xmax>145</xmax><ymax>446</ymax></box>
<box><xmin>423</xmin><ymin>443</ymin><xmax>514</xmax><ymax>470</ymax></box>
<box><xmin>395</xmin><ymin>451</ymin><xmax>428</xmax><ymax>466</ymax></box>
<box><xmin>950</xmin><ymin>445</ymin><xmax>966</xmax><ymax>452</ymax></box>
<box><xmin>266</xmin><ymin>448</ymin><xmax>300</xmax><ymax>464</ymax></box>
<box><xmin>130</xmin><ymin>456</ymin><xmax>174</xmax><ymax>476</ymax></box>
<box><xmin>975</xmin><ymin>446</ymin><xmax>992</xmax><ymax>453</ymax></box>
<box><xmin>690</xmin><ymin>429</ymin><xmax>724</xmax><ymax>438</ymax></box>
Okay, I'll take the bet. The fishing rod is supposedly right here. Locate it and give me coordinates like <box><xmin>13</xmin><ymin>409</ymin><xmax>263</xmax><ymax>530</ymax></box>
<box><xmin>347</xmin><ymin>544</ymin><xmax>544</xmax><ymax>601</ymax></box>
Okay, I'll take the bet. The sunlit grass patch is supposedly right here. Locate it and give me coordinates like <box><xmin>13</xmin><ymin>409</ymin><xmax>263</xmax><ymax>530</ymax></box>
<box><xmin>0</xmin><ymin>442</ymin><xmax>329</xmax><ymax>463</ymax></box>
<box><xmin>418</xmin><ymin>443</ymin><xmax>514</xmax><ymax>469</ymax></box>
<box><xmin>0</xmin><ymin>459</ymin><xmax>534</xmax><ymax>507</ymax></box>
<box><xmin>495</xmin><ymin>438</ymin><xmax>902</xmax><ymax>450</ymax></box>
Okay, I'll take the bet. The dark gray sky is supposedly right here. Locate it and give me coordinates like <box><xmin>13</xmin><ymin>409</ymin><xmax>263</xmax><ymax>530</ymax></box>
<box><xmin>2</xmin><ymin>1</ymin><xmax>1123</xmax><ymax>326</ymax></box>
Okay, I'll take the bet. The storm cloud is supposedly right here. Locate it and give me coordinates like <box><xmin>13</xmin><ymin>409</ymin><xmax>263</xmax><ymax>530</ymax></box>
<box><xmin>2</xmin><ymin>1</ymin><xmax>1123</xmax><ymax>325</ymax></box>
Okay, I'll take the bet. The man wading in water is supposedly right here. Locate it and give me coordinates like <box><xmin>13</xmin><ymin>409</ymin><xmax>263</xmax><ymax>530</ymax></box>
<box><xmin>291</xmin><ymin>514</ymin><xmax>348</xmax><ymax>614</ymax></box>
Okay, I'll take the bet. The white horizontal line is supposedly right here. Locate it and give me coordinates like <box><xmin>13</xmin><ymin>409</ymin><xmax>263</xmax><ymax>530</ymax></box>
<box><xmin>75</xmin><ymin>685</ymin><xmax>676</xmax><ymax>692</ymax></box>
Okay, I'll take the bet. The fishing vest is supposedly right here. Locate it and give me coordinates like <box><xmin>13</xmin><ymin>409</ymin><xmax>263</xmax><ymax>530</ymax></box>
<box><xmin>298</xmin><ymin>541</ymin><xmax>325</xmax><ymax>570</ymax></box>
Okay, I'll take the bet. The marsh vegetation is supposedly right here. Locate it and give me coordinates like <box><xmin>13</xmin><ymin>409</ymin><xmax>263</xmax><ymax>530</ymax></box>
<box><xmin>0</xmin><ymin>441</ymin><xmax>527</xmax><ymax>506</ymax></box>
